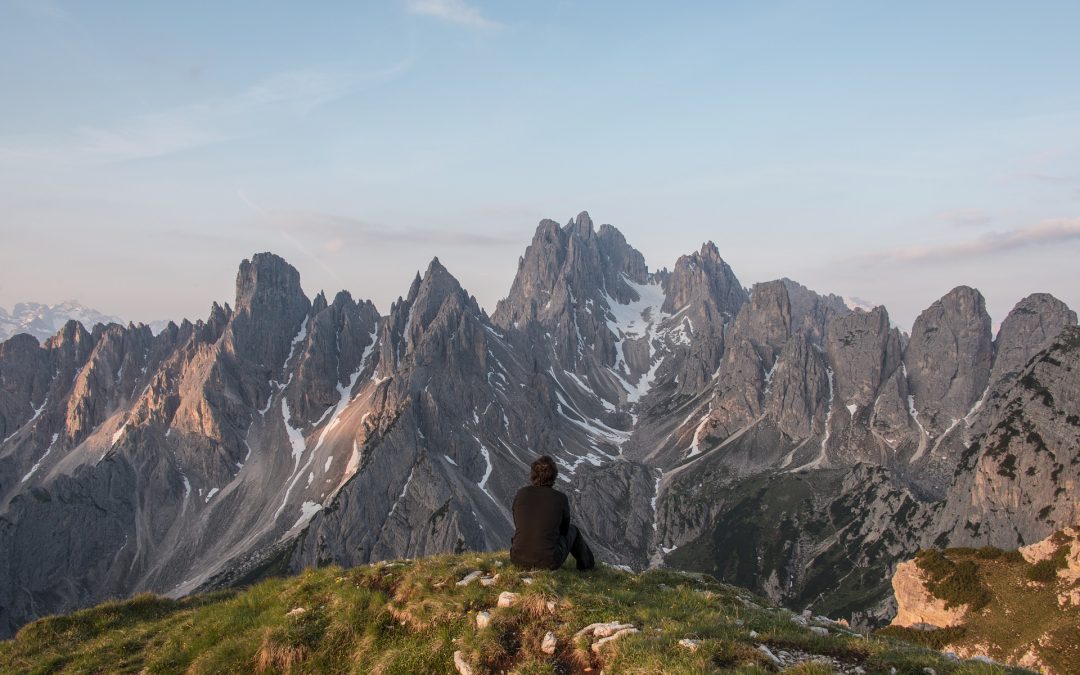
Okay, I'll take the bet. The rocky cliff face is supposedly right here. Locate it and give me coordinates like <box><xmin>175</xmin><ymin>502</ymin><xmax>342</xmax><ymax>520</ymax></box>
<box><xmin>936</xmin><ymin>326</ymin><xmax>1080</xmax><ymax>548</ymax></box>
<box><xmin>1</xmin><ymin>212</ymin><xmax>1077</xmax><ymax>637</ymax></box>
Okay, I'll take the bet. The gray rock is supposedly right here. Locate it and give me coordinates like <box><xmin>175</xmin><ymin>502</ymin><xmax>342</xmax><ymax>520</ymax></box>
<box><xmin>905</xmin><ymin>286</ymin><xmax>992</xmax><ymax>437</ymax></box>
<box><xmin>989</xmin><ymin>293</ymin><xmax>1076</xmax><ymax>388</ymax></box>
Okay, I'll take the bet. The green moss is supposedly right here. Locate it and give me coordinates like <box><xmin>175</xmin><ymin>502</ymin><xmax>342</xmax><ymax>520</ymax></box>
<box><xmin>1026</xmin><ymin>560</ymin><xmax>1059</xmax><ymax>583</ymax></box>
<box><xmin>915</xmin><ymin>550</ymin><xmax>992</xmax><ymax>611</ymax></box>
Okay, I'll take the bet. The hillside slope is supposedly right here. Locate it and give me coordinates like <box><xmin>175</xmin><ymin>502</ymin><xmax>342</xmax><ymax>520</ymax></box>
<box><xmin>885</xmin><ymin>527</ymin><xmax>1080</xmax><ymax>674</ymax></box>
<box><xmin>0</xmin><ymin>551</ymin><xmax>1025</xmax><ymax>675</ymax></box>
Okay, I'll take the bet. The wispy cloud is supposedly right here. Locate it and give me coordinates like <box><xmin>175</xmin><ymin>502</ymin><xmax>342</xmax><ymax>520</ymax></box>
<box><xmin>404</xmin><ymin>0</ymin><xmax>502</xmax><ymax>30</ymax></box>
<box><xmin>0</xmin><ymin>61</ymin><xmax>412</xmax><ymax>164</ymax></box>
<box><xmin>843</xmin><ymin>218</ymin><xmax>1080</xmax><ymax>265</ymax></box>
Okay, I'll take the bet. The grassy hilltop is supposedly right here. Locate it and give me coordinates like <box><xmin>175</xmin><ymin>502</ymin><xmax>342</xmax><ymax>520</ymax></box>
<box><xmin>0</xmin><ymin>551</ymin><xmax>1025</xmax><ymax>674</ymax></box>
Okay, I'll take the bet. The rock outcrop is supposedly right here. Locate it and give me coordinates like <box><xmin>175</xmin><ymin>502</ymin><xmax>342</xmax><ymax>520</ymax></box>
<box><xmin>889</xmin><ymin>559</ymin><xmax>967</xmax><ymax>628</ymax></box>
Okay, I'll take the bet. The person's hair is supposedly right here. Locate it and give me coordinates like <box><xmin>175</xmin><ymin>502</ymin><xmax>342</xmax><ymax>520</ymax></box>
<box><xmin>530</xmin><ymin>455</ymin><xmax>557</xmax><ymax>487</ymax></box>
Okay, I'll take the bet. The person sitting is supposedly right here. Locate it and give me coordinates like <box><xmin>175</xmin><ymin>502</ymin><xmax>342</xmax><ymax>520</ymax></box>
<box><xmin>509</xmin><ymin>455</ymin><xmax>595</xmax><ymax>570</ymax></box>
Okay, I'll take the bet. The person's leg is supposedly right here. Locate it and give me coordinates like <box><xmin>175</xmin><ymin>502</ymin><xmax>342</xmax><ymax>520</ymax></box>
<box><xmin>566</xmin><ymin>523</ymin><xmax>595</xmax><ymax>570</ymax></box>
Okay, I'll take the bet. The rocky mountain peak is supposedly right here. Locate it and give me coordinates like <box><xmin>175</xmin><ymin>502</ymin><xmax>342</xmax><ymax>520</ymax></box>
<box><xmin>234</xmin><ymin>253</ymin><xmax>305</xmax><ymax>315</ymax></box>
<box><xmin>566</xmin><ymin>210</ymin><xmax>595</xmax><ymax>238</ymax></box>
<box><xmin>44</xmin><ymin>319</ymin><xmax>92</xmax><ymax>352</ymax></box>
<box><xmin>904</xmin><ymin>285</ymin><xmax>992</xmax><ymax>436</ymax></box>
<box><xmin>825</xmin><ymin>305</ymin><xmax>902</xmax><ymax>409</ymax></box>
<box><xmin>492</xmin><ymin>214</ymin><xmax>648</xmax><ymax>330</ymax></box>
<box><xmin>229</xmin><ymin>253</ymin><xmax>311</xmax><ymax>370</ymax></box>
<box><xmin>311</xmin><ymin>291</ymin><xmax>329</xmax><ymax>315</ymax></box>
<box><xmin>382</xmin><ymin>258</ymin><xmax>476</xmax><ymax>374</ymax></box>
<box><xmin>733</xmin><ymin>280</ymin><xmax>792</xmax><ymax>360</ymax></box>
<box><xmin>990</xmin><ymin>293</ymin><xmax>1077</xmax><ymax>387</ymax></box>
<box><xmin>662</xmin><ymin>241</ymin><xmax>746</xmax><ymax>316</ymax></box>
<box><xmin>411</xmin><ymin>257</ymin><xmax>471</xmax><ymax>321</ymax></box>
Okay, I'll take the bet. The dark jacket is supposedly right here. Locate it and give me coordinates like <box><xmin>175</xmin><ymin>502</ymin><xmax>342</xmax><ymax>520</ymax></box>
<box><xmin>509</xmin><ymin>485</ymin><xmax>570</xmax><ymax>570</ymax></box>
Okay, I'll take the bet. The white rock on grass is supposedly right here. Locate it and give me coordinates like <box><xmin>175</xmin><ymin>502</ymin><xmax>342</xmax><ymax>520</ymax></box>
<box><xmin>456</xmin><ymin>571</ymin><xmax>483</xmax><ymax>587</ymax></box>
<box><xmin>286</xmin><ymin>607</ymin><xmax>306</xmax><ymax>617</ymax></box>
<box><xmin>809</xmin><ymin>626</ymin><xmax>829</xmax><ymax>636</ymax></box>
<box><xmin>574</xmin><ymin>621</ymin><xmax>635</xmax><ymax>639</ymax></box>
<box><xmin>497</xmin><ymin>591</ymin><xmax>519</xmax><ymax>608</ymax></box>
<box><xmin>757</xmin><ymin>644</ymin><xmax>782</xmax><ymax>666</ymax></box>
<box><xmin>541</xmin><ymin>631</ymin><xmax>557</xmax><ymax>654</ymax></box>
<box><xmin>521</xmin><ymin>577</ymin><xmax>534</xmax><ymax>585</ymax></box>
<box><xmin>453</xmin><ymin>650</ymin><xmax>473</xmax><ymax>675</ymax></box>
<box><xmin>591</xmin><ymin>627</ymin><xmax>639</xmax><ymax>653</ymax></box>
<box><xmin>475</xmin><ymin>611</ymin><xmax>491</xmax><ymax>630</ymax></box>
<box><xmin>480</xmin><ymin>574</ymin><xmax>499</xmax><ymax>587</ymax></box>
<box><xmin>678</xmin><ymin>638</ymin><xmax>701</xmax><ymax>652</ymax></box>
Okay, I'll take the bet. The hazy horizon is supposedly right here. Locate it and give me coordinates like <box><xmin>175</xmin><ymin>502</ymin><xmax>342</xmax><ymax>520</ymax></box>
<box><xmin>2</xmin><ymin>1</ymin><xmax>1078</xmax><ymax>330</ymax></box>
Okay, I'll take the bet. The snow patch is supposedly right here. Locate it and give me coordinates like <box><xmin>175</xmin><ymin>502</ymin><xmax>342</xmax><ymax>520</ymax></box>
<box><xmin>602</xmin><ymin>277</ymin><xmax>669</xmax><ymax>405</ymax></box>
<box><xmin>387</xmin><ymin>466</ymin><xmax>416</xmax><ymax>519</ymax></box>
<box><xmin>476</xmin><ymin>441</ymin><xmax>499</xmax><ymax>505</ymax></box>
<box><xmin>686</xmin><ymin>412</ymin><xmax>711</xmax><ymax>458</ymax></box>
<box><xmin>907</xmin><ymin>395</ymin><xmax>930</xmax><ymax>437</ymax></box>
<box><xmin>803</xmin><ymin>368</ymin><xmax>834</xmax><ymax>470</ymax></box>
<box><xmin>205</xmin><ymin>487</ymin><xmax>219</xmax><ymax>502</ymax></box>
<box><xmin>290</xmin><ymin>501</ymin><xmax>322</xmax><ymax>531</ymax></box>
<box><xmin>20</xmin><ymin>433</ymin><xmax>58</xmax><ymax>483</ymax></box>
<box><xmin>763</xmin><ymin>356</ymin><xmax>779</xmax><ymax>395</ymax></box>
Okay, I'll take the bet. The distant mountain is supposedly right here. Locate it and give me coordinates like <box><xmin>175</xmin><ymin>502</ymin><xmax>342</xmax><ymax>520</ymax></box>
<box><xmin>0</xmin><ymin>301</ymin><xmax>123</xmax><ymax>342</ymax></box>
<box><xmin>1</xmin><ymin>212</ymin><xmax>1077</xmax><ymax>639</ymax></box>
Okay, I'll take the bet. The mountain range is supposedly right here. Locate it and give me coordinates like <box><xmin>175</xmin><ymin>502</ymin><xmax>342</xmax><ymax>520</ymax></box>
<box><xmin>1</xmin><ymin>211</ymin><xmax>1077</xmax><ymax>638</ymax></box>
<box><xmin>0</xmin><ymin>301</ymin><xmax>124</xmax><ymax>343</ymax></box>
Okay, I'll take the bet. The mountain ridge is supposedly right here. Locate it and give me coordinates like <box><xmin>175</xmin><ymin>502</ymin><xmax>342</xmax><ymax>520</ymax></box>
<box><xmin>1</xmin><ymin>211</ymin><xmax>1076</xmax><ymax>638</ymax></box>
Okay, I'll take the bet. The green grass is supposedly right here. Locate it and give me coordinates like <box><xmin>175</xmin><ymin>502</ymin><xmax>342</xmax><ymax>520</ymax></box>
<box><xmin>0</xmin><ymin>551</ymin><xmax>1025</xmax><ymax>674</ymax></box>
<box><xmin>915</xmin><ymin>549</ymin><xmax>993</xmax><ymax>611</ymax></box>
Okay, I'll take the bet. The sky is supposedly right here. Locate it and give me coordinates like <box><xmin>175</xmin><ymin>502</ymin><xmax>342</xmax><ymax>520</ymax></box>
<box><xmin>1</xmin><ymin>0</ymin><xmax>1078</xmax><ymax>332</ymax></box>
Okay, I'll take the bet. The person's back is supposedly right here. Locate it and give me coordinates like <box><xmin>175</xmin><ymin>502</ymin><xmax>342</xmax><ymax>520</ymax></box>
<box><xmin>509</xmin><ymin>455</ymin><xmax>594</xmax><ymax>571</ymax></box>
<box><xmin>510</xmin><ymin>484</ymin><xmax>570</xmax><ymax>569</ymax></box>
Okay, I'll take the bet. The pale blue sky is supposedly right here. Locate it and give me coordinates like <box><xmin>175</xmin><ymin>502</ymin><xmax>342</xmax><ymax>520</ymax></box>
<box><xmin>1</xmin><ymin>0</ymin><xmax>1078</xmax><ymax>330</ymax></box>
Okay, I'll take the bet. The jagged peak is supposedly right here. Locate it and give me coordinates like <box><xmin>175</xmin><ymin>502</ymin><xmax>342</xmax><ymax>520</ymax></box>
<box><xmin>942</xmin><ymin>284</ymin><xmax>984</xmax><ymax>303</ymax></box>
<box><xmin>564</xmin><ymin>210</ymin><xmax>595</xmax><ymax>238</ymax></box>
<box><xmin>405</xmin><ymin>271</ymin><xmax>424</xmax><ymax>304</ymax></box>
<box><xmin>234</xmin><ymin>252</ymin><xmax>307</xmax><ymax>315</ymax></box>
<box><xmin>331</xmin><ymin>290</ymin><xmax>355</xmax><ymax>309</ymax></box>
<box><xmin>1003</xmin><ymin>292</ymin><xmax>1075</xmax><ymax>320</ymax></box>
<box><xmin>312</xmin><ymin>291</ymin><xmax>329</xmax><ymax>314</ymax></box>
<box><xmin>44</xmin><ymin>319</ymin><xmax>91</xmax><ymax>350</ymax></box>
<box><xmin>699</xmin><ymin>240</ymin><xmax>722</xmax><ymax>260</ymax></box>
<box><xmin>913</xmin><ymin>285</ymin><xmax>989</xmax><ymax>329</ymax></box>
